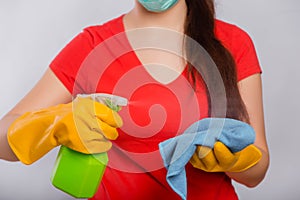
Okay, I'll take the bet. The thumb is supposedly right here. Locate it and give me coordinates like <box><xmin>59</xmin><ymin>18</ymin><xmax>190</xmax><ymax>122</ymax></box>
<box><xmin>214</xmin><ymin>141</ymin><xmax>237</xmax><ymax>170</ymax></box>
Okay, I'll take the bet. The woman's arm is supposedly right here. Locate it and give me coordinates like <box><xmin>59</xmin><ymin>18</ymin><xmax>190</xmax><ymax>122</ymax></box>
<box><xmin>0</xmin><ymin>68</ymin><xmax>72</xmax><ymax>161</ymax></box>
<box><xmin>226</xmin><ymin>73</ymin><xmax>270</xmax><ymax>187</ymax></box>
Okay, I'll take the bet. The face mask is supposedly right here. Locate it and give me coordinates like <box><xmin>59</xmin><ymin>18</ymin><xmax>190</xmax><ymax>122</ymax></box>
<box><xmin>138</xmin><ymin>0</ymin><xmax>179</xmax><ymax>13</ymax></box>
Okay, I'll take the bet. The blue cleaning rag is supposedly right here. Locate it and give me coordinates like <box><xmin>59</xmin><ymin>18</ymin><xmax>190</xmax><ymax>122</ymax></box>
<box><xmin>158</xmin><ymin>118</ymin><xmax>255</xmax><ymax>200</ymax></box>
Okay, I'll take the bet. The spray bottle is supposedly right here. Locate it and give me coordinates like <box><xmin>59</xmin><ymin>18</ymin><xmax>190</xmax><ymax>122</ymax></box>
<box><xmin>51</xmin><ymin>93</ymin><xmax>127</xmax><ymax>198</ymax></box>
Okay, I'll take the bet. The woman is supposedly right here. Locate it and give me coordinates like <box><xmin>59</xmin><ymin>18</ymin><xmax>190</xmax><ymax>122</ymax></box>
<box><xmin>0</xmin><ymin>0</ymin><xmax>269</xmax><ymax>199</ymax></box>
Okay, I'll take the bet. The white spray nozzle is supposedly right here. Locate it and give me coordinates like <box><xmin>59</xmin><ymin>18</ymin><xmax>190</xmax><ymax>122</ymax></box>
<box><xmin>77</xmin><ymin>93</ymin><xmax>128</xmax><ymax>111</ymax></box>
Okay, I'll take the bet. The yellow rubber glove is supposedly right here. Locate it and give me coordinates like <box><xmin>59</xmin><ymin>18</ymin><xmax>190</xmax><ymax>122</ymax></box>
<box><xmin>190</xmin><ymin>141</ymin><xmax>262</xmax><ymax>172</ymax></box>
<box><xmin>7</xmin><ymin>96</ymin><xmax>123</xmax><ymax>165</ymax></box>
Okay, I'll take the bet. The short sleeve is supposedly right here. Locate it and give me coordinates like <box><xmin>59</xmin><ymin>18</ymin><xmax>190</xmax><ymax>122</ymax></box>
<box><xmin>230</xmin><ymin>27</ymin><xmax>262</xmax><ymax>81</ymax></box>
<box><xmin>49</xmin><ymin>27</ymin><xmax>96</xmax><ymax>94</ymax></box>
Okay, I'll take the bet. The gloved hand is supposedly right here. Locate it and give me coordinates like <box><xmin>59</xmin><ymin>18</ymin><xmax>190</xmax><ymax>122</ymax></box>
<box><xmin>190</xmin><ymin>141</ymin><xmax>262</xmax><ymax>172</ymax></box>
<box><xmin>7</xmin><ymin>96</ymin><xmax>123</xmax><ymax>165</ymax></box>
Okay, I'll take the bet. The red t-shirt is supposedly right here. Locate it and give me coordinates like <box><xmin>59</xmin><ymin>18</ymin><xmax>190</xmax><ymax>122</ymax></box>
<box><xmin>50</xmin><ymin>15</ymin><xmax>261</xmax><ymax>200</ymax></box>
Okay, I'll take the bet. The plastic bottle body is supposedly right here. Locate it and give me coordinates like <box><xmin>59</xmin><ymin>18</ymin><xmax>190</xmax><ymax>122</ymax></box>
<box><xmin>51</xmin><ymin>146</ymin><xmax>108</xmax><ymax>198</ymax></box>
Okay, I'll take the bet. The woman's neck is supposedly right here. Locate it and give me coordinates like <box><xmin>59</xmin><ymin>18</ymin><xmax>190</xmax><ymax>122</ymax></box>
<box><xmin>124</xmin><ymin>0</ymin><xmax>187</xmax><ymax>32</ymax></box>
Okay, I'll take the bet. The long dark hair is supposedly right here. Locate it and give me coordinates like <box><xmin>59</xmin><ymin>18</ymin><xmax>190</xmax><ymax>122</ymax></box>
<box><xmin>184</xmin><ymin>0</ymin><xmax>249</xmax><ymax>122</ymax></box>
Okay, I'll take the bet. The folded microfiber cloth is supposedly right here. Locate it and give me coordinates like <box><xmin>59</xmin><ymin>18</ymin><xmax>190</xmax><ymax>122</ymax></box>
<box><xmin>158</xmin><ymin>118</ymin><xmax>255</xmax><ymax>200</ymax></box>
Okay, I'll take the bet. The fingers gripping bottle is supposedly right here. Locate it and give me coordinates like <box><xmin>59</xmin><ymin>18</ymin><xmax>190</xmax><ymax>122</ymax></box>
<box><xmin>51</xmin><ymin>94</ymin><xmax>127</xmax><ymax>198</ymax></box>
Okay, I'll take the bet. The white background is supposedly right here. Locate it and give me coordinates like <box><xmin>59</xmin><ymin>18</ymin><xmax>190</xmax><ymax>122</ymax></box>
<box><xmin>0</xmin><ymin>0</ymin><xmax>299</xmax><ymax>199</ymax></box>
